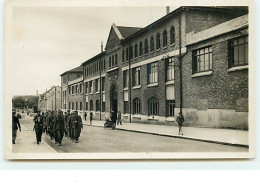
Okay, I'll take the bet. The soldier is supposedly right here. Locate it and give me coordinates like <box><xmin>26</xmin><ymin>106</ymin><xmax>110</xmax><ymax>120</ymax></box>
<box><xmin>42</xmin><ymin>112</ymin><xmax>46</xmax><ymax>133</ymax></box>
<box><xmin>64</xmin><ymin>110</ymin><xmax>70</xmax><ymax>137</ymax></box>
<box><xmin>33</xmin><ymin>111</ymin><xmax>43</xmax><ymax>144</ymax></box>
<box><xmin>48</xmin><ymin>111</ymin><xmax>55</xmax><ymax>140</ymax></box>
<box><xmin>44</xmin><ymin>112</ymin><xmax>49</xmax><ymax>134</ymax></box>
<box><xmin>12</xmin><ymin>111</ymin><xmax>21</xmax><ymax>144</ymax></box>
<box><xmin>54</xmin><ymin>110</ymin><xmax>65</xmax><ymax>146</ymax></box>
<box><xmin>69</xmin><ymin>111</ymin><xmax>74</xmax><ymax>140</ymax></box>
<box><xmin>71</xmin><ymin>111</ymin><xmax>83</xmax><ymax>143</ymax></box>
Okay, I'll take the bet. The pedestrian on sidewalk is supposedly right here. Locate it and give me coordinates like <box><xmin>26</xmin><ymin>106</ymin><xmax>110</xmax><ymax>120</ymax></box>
<box><xmin>71</xmin><ymin>111</ymin><xmax>83</xmax><ymax>143</ymax></box>
<box><xmin>90</xmin><ymin>112</ymin><xmax>93</xmax><ymax>126</ymax></box>
<box><xmin>84</xmin><ymin>111</ymin><xmax>87</xmax><ymax>121</ymax></box>
<box><xmin>117</xmin><ymin>111</ymin><xmax>122</xmax><ymax>125</ymax></box>
<box><xmin>54</xmin><ymin>110</ymin><xmax>65</xmax><ymax>146</ymax></box>
<box><xmin>12</xmin><ymin>111</ymin><xmax>21</xmax><ymax>144</ymax></box>
<box><xmin>33</xmin><ymin>111</ymin><xmax>43</xmax><ymax>144</ymax></box>
<box><xmin>176</xmin><ymin>112</ymin><xmax>184</xmax><ymax>135</ymax></box>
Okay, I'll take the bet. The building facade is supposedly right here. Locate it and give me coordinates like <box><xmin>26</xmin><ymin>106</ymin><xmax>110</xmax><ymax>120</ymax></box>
<box><xmin>63</xmin><ymin>6</ymin><xmax>249</xmax><ymax>129</ymax></box>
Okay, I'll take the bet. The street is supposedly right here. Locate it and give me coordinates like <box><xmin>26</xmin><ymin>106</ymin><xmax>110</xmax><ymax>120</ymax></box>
<box><xmin>13</xmin><ymin>114</ymin><xmax>248</xmax><ymax>153</ymax></box>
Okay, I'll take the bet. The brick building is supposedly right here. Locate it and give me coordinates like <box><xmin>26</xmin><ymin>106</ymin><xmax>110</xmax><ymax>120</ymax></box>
<box><xmin>63</xmin><ymin>6</ymin><xmax>249</xmax><ymax>129</ymax></box>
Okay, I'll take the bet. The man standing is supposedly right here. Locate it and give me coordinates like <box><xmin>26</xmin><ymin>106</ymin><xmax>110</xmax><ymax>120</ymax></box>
<box><xmin>89</xmin><ymin>112</ymin><xmax>93</xmax><ymax>126</ymax></box>
<box><xmin>12</xmin><ymin>111</ymin><xmax>21</xmax><ymax>144</ymax></box>
<box><xmin>176</xmin><ymin>112</ymin><xmax>184</xmax><ymax>135</ymax></box>
<box><xmin>71</xmin><ymin>111</ymin><xmax>83</xmax><ymax>143</ymax></box>
<box><xmin>84</xmin><ymin>111</ymin><xmax>87</xmax><ymax>121</ymax></box>
<box><xmin>33</xmin><ymin>111</ymin><xmax>43</xmax><ymax>144</ymax></box>
<box><xmin>117</xmin><ymin>111</ymin><xmax>122</xmax><ymax>125</ymax></box>
<box><xmin>54</xmin><ymin>110</ymin><xmax>65</xmax><ymax>146</ymax></box>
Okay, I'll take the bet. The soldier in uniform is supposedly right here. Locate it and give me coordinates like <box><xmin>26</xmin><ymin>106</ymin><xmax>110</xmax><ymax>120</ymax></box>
<box><xmin>44</xmin><ymin>112</ymin><xmax>49</xmax><ymax>134</ymax></box>
<box><xmin>12</xmin><ymin>111</ymin><xmax>21</xmax><ymax>144</ymax></box>
<box><xmin>48</xmin><ymin>111</ymin><xmax>55</xmax><ymax>140</ymax></box>
<box><xmin>64</xmin><ymin>110</ymin><xmax>70</xmax><ymax>137</ymax></box>
<box><xmin>71</xmin><ymin>111</ymin><xmax>83</xmax><ymax>143</ymax></box>
<box><xmin>33</xmin><ymin>111</ymin><xmax>43</xmax><ymax>144</ymax></box>
<box><xmin>54</xmin><ymin>110</ymin><xmax>65</xmax><ymax>146</ymax></box>
<box><xmin>69</xmin><ymin>111</ymin><xmax>74</xmax><ymax>140</ymax></box>
<box><xmin>42</xmin><ymin>112</ymin><xmax>46</xmax><ymax>133</ymax></box>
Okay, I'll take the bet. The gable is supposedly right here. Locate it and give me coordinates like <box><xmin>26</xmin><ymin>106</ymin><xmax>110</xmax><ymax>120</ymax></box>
<box><xmin>105</xmin><ymin>24</ymin><xmax>122</xmax><ymax>50</ymax></box>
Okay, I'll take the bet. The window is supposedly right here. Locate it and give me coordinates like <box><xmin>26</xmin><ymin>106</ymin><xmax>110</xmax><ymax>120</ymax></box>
<box><xmin>102</xmin><ymin>102</ymin><xmax>105</xmax><ymax>112</ymax></box>
<box><xmin>124</xmin><ymin>102</ymin><xmax>129</xmax><ymax>114</ymax></box>
<box><xmin>123</xmin><ymin>70</ymin><xmax>129</xmax><ymax>88</ymax></box>
<box><xmin>163</xmin><ymin>30</ymin><xmax>167</xmax><ymax>48</ymax></box>
<box><xmin>122</xmin><ymin>50</ymin><xmax>125</xmax><ymax>62</ymax></box>
<box><xmin>72</xmin><ymin>86</ymin><xmax>74</xmax><ymax>94</ymax></box>
<box><xmin>115</xmin><ymin>54</ymin><xmax>118</xmax><ymax>66</ymax></box>
<box><xmin>109</xmin><ymin>57</ymin><xmax>111</xmax><ymax>69</ymax></box>
<box><xmin>76</xmin><ymin>102</ymin><xmax>78</xmax><ymax>110</ymax></box>
<box><xmin>133</xmin><ymin>97</ymin><xmax>141</xmax><ymax>114</ymax></box>
<box><xmin>170</xmin><ymin>26</ymin><xmax>175</xmax><ymax>45</ymax></box>
<box><xmin>132</xmin><ymin>67</ymin><xmax>141</xmax><ymax>86</ymax></box>
<box><xmin>156</xmin><ymin>33</ymin><xmax>160</xmax><ymax>50</ymax></box>
<box><xmin>150</xmin><ymin>36</ymin><xmax>154</xmax><ymax>52</ymax></box>
<box><xmin>193</xmin><ymin>46</ymin><xmax>213</xmax><ymax>73</ymax></box>
<box><xmin>69</xmin><ymin>86</ymin><xmax>71</xmax><ymax>95</ymax></box>
<box><xmin>80</xmin><ymin>102</ymin><xmax>82</xmax><ymax>111</ymax></box>
<box><xmin>79</xmin><ymin>83</ymin><xmax>82</xmax><ymax>93</ymax></box>
<box><xmin>103</xmin><ymin>59</ymin><xmax>106</xmax><ymax>70</ymax></box>
<box><xmin>130</xmin><ymin>46</ymin><xmax>133</xmax><ymax>60</ymax></box>
<box><xmin>229</xmin><ymin>35</ymin><xmax>248</xmax><ymax>67</ymax></box>
<box><xmin>96</xmin><ymin>100</ymin><xmax>100</xmax><ymax>112</ymax></box>
<box><xmin>167</xmin><ymin>58</ymin><xmax>174</xmax><ymax>81</ymax></box>
<box><xmin>134</xmin><ymin>44</ymin><xmax>138</xmax><ymax>58</ymax></box>
<box><xmin>85</xmin><ymin>82</ymin><xmax>88</xmax><ymax>94</ymax></box>
<box><xmin>85</xmin><ymin>102</ymin><xmax>88</xmax><ymax>111</ymax></box>
<box><xmin>112</xmin><ymin>55</ymin><xmax>114</xmax><ymax>67</ymax></box>
<box><xmin>72</xmin><ymin>102</ymin><xmax>74</xmax><ymax>110</ymax></box>
<box><xmin>126</xmin><ymin>48</ymin><xmax>129</xmax><ymax>61</ymax></box>
<box><xmin>89</xmin><ymin>81</ymin><xmax>93</xmax><ymax>93</ymax></box>
<box><xmin>95</xmin><ymin>78</ymin><xmax>100</xmax><ymax>92</ymax></box>
<box><xmin>148</xmin><ymin>97</ymin><xmax>159</xmax><ymax>116</ymax></box>
<box><xmin>167</xmin><ymin>100</ymin><xmax>175</xmax><ymax>117</ymax></box>
<box><xmin>69</xmin><ymin>102</ymin><xmax>71</xmax><ymax>109</ymax></box>
<box><xmin>147</xmin><ymin>62</ymin><xmax>158</xmax><ymax>84</ymax></box>
<box><xmin>75</xmin><ymin>85</ymin><xmax>78</xmax><ymax>94</ymax></box>
<box><xmin>90</xmin><ymin>100</ymin><xmax>93</xmax><ymax>111</ymax></box>
<box><xmin>139</xmin><ymin>42</ymin><xmax>143</xmax><ymax>56</ymax></box>
<box><xmin>144</xmin><ymin>39</ymin><xmax>148</xmax><ymax>54</ymax></box>
<box><xmin>101</xmin><ymin>77</ymin><xmax>105</xmax><ymax>92</ymax></box>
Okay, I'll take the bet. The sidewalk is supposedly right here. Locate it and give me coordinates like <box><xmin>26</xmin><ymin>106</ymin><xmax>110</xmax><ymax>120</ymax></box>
<box><xmin>82</xmin><ymin>119</ymin><xmax>249</xmax><ymax>148</ymax></box>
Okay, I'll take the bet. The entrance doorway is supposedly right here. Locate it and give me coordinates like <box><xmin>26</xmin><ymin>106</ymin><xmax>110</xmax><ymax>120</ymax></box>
<box><xmin>110</xmin><ymin>84</ymin><xmax>118</xmax><ymax>117</ymax></box>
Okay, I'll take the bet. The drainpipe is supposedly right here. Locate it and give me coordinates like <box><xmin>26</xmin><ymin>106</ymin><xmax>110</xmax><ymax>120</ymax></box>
<box><xmin>179</xmin><ymin>12</ymin><xmax>183</xmax><ymax>115</ymax></box>
<box><xmin>128</xmin><ymin>42</ymin><xmax>132</xmax><ymax>123</ymax></box>
<box><xmin>99</xmin><ymin>41</ymin><xmax>103</xmax><ymax>120</ymax></box>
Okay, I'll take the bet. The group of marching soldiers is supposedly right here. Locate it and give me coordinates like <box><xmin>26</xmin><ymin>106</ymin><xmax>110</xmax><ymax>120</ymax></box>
<box><xmin>33</xmin><ymin>110</ymin><xmax>83</xmax><ymax>146</ymax></box>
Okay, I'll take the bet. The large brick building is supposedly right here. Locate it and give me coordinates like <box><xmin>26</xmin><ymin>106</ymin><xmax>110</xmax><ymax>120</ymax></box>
<box><xmin>62</xmin><ymin>6</ymin><xmax>249</xmax><ymax>129</ymax></box>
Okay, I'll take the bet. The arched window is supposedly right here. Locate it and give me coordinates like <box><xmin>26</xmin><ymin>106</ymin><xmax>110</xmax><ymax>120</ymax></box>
<box><xmin>134</xmin><ymin>44</ymin><xmax>138</xmax><ymax>58</ymax></box>
<box><xmin>170</xmin><ymin>26</ymin><xmax>175</xmax><ymax>45</ymax></box>
<box><xmin>122</xmin><ymin>50</ymin><xmax>125</xmax><ymax>62</ymax></box>
<box><xmin>139</xmin><ymin>41</ymin><xmax>143</xmax><ymax>56</ymax></box>
<box><xmin>96</xmin><ymin>100</ymin><xmax>100</xmax><ymax>112</ymax></box>
<box><xmin>126</xmin><ymin>48</ymin><xmax>129</xmax><ymax>61</ymax></box>
<box><xmin>163</xmin><ymin>30</ymin><xmax>167</xmax><ymax>47</ymax></box>
<box><xmin>90</xmin><ymin>100</ymin><xmax>93</xmax><ymax>111</ymax></box>
<box><xmin>150</xmin><ymin>36</ymin><xmax>154</xmax><ymax>52</ymax></box>
<box><xmin>133</xmin><ymin>97</ymin><xmax>141</xmax><ymax>114</ymax></box>
<box><xmin>144</xmin><ymin>39</ymin><xmax>148</xmax><ymax>55</ymax></box>
<box><xmin>148</xmin><ymin>97</ymin><xmax>159</xmax><ymax>116</ymax></box>
<box><xmin>156</xmin><ymin>33</ymin><xmax>160</xmax><ymax>50</ymax></box>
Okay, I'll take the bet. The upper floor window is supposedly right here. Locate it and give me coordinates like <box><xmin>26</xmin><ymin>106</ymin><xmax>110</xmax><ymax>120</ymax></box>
<box><xmin>101</xmin><ymin>77</ymin><xmax>105</xmax><ymax>92</ymax></box>
<box><xmin>123</xmin><ymin>70</ymin><xmax>129</xmax><ymax>88</ymax></box>
<box><xmin>132</xmin><ymin>67</ymin><xmax>141</xmax><ymax>86</ymax></box>
<box><xmin>156</xmin><ymin>33</ymin><xmax>160</xmax><ymax>50</ymax></box>
<box><xmin>163</xmin><ymin>30</ymin><xmax>167</xmax><ymax>48</ymax></box>
<box><xmin>192</xmin><ymin>46</ymin><xmax>213</xmax><ymax>73</ymax></box>
<box><xmin>89</xmin><ymin>81</ymin><xmax>93</xmax><ymax>93</ymax></box>
<box><xmin>134</xmin><ymin>44</ymin><xmax>138</xmax><ymax>58</ymax></box>
<box><xmin>229</xmin><ymin>35</ymin><xmax>248</xmax><ymax>67</ymax></box>
<box><xmin>72</xmin><ymin>86</ymin><xmax>75</xmax><ymax>94</ymax></box>
<box><xmin>170</xmin><ymin>26</ymin><xmax>175</xmax><ymax>45</ymax></box>
<box><xmin>130</xmin><ymin>46</ymin><xmax>133</xmax><ymax>60</ymax></box>
<box><xmin>79</xmin><ymin>83</ymin><xmax>82</xmax><ymax>94</ymax></box>
<box><xmin>85</xmin><ymin>82</ymin><xmax>88</xmax><ymax>94</ymax></box>
<box><xmin>115</xmin><ymin>54</ymin><xmax>118</xmax><ymax>66</ymax></box>
<box><xmin>126</xmin><ymin>48</ymin><xmax>129</xmax><ymax>61</ymax></box>
<box><xmin>109</xmin><ymin>57</ymin><xmax>111</xmax><ymax>69</ymax></box>
<box><xmin>139</xmin><ymin>42</ymin><xmax>143</xmax><ymax>56</ymax></box>
<box><xmin>103</xmin><ymin>59</ymin><xmax>106</xmax><ymax>70</ymax></box>
<box><xmin>150</xmin><ymin>36</ymin><xmax>154</xmax><ymax>52</ymax></box>
<box><xmin>144</xmin><ymin>39</ymin><xmax>148</xmax><ymax>55</ymax></box>
<box><xmin>167</xmin><ymin>58</ymin><xmax>174</xmax><ymax>81</ymax></box>
<box><xmin>95</xmin><ymin>78</ymin><xmax>100</xmax><ymax>92</ymax></box>
<box><xmin>122</xmin><ymin>50</ymin><xmax>125</xmax><ymax>62</ymax></box>
<box><xmin>112</xmin><ymin>55</ymin><xmax>115</xmax><ymax>67</ymax></box>
<box><xmin>147</xmin><ymin>62</ymin><xmax>158</xmax><ymax>84</ymax></box>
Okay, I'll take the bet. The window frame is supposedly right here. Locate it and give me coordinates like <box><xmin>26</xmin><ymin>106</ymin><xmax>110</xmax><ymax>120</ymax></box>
<box><xmin>147</xmin><ymin>62</ymin><xmax>159</xmax><ymax>84</ymax></box>
<box><xmin>192</xmin><ymin>45</ymin><xmax>213</xmax><ymax>74</ymax></box>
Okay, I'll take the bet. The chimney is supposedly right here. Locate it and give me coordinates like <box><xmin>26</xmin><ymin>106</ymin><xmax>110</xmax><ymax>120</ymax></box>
<box><xmin>166</xmin><ymin>6</ymin><xmax>170</xmax><ymax>15</ymax></box>
<box><xmin>101</xmin><ymin>41</ymin><xmax>103</xmax><ymax>52</ymax></box>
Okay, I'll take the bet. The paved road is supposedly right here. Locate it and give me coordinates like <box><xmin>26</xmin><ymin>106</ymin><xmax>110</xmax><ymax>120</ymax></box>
<box><xmin>15</xmin><ymin>114</ymin><xmax>248</xmax><ymax>153</ymax></box>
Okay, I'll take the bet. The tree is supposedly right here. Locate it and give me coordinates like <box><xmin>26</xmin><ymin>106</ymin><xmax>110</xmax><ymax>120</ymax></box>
<box><xmin>12</xmin><ymin>97</ymin><xmax>25</xmax><ymax>108</ymax></box>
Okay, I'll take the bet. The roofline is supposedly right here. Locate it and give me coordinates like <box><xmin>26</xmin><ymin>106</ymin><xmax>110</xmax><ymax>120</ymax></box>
<box><xmin>81</xmin><ymin>51</ymin><xmax>106</xmax><ymax>66</ymax></box>
<box><xmin>121</xmin><ymin>6</ymin><xmax>248</xmax><ymax>43</ymax></box>
<box><xmin>60</xmin><ymin>70</ymin><xmax>82</xmax><ymax>76</ymax></box>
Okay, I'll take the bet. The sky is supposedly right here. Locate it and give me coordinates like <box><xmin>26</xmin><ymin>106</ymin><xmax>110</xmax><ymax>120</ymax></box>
<box><xmin>10</xmin><ymin>6</ymin><xmax>177</xmax><ymax>96</ymax></box>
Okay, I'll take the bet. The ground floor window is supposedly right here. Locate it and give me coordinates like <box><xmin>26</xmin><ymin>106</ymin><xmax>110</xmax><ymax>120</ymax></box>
<box><xmin>76</xmin><ymin>102</ymin><xmax>78</xmax><ymax>110</ymax></box>
<box><xmin>102</xmin><ymin>102</ymin><xmax>105</xmax><ymax>112</ymax></box>
<box><xmin>80</xmin><ymin>102</ymin><xmax>82</xmax><ymax>111</ymax></box>
<box><xmin>133</xmin><ymin>97</ymin><xmax>141</xmax><ymax>114</ymax></box>
<box><xmin>85</xmin><ymin>102</ymin><xmax>88</xmax><ymax>111</ymax></box>
<box><xmin>124</xmin><ymin>101</ymin><xmax>129</xmax><ymax>114</ymax></box>
<box><xmin>96</xmin><ymin>100</ymin><xmax>100</xmax><ymax>112</ymax></box>
<box><xmin>167</xmin><ymin>100</ymin><xmax>175</xmax><ymax>117</ymax></box>
<box><xmin>72</xmin><ymin>102</ymin><xmax>74</xmax><ymax>110</ymax></box>
<box><xmin>69</xmin><ymin>102</ymin><xmax>71</xmax><ymax>109</ymax></box>
<box><xmin>90</xmin><ymin>100</ymin><xmax>93</xmax><ymax>111</ymax></box>
<box><xmin>148</xmin><ymin>97</ymin><xmax>159</xmax><ymax>116</ymax></box>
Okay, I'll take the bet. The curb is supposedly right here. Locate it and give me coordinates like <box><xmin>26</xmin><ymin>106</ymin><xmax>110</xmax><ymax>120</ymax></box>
<box><xmin>83</xmin><ymin>124</ymin><xmax>249</xmax><ymax>148</ymax></box>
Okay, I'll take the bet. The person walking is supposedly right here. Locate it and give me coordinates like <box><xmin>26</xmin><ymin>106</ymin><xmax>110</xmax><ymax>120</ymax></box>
<box><xmin>84</xmin><ymin>112</ymin><xmax>87</xmax><ymax>121</ymax></box>
<box><xmin>71</xmin><ymin>111</ymin><xmax>83</xmax><ymax>143</ymax></box>
<box><xmin>176</xmin><ymin>112</ymin><xmax>184</xmax><ymax>135</ymax></box>
<box><xmin>89</xmin><ymin>112</ymin><xmax>93</xmax><ymax>126</ymax></box>
<box><xmin>33</xmin><ymin>111</ymin><xmax>43</xmax><ymax>144</ymax></box>
<box><xmin>54</xmin><ymin>110</ymin><xmax>65</xmax><ymax>146</ymax></box>
<box><xmin>48</xmin><ymin>111</ymin><xmax>55</xmax><ymax>140</ymax></box>
<box><xmin>12</xmin><ymin>111</ymin><xmax>21</xmax><ymax>144</ymax></box>
<box><xmin>117</xmin><ymin>111</ymin><xmax>122</xmax><ymax>125</ymax></box>
<box><xmin>64</xmin><ymin>111</ymin><xmax>69</xmax><ymax>137</ymax></box>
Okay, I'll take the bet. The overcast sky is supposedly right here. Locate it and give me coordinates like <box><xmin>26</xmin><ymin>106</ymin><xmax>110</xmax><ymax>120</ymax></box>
<box><xmin>11</xmin><ymin>6</ymin><xmax>177</xmax><ymax>95</ymax></box>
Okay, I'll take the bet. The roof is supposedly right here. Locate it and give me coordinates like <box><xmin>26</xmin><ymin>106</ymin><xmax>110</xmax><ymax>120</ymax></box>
<box><xmin>117</xmin><ymin>26</ymin><xmax>142</xmax><ymax>39</ymax></box>
<box><xmin>81</xmin><ymin>51</ymin><xmax>106</xmax><ymax>66</ymax></box>
<box><xmin>122</xmin><ymin>6</ymin><xmax>248</xmax><ymax>43</ymax></box>
<box><xmin>60</xmin><ymin>66</ymin><xmax>83</xmax><ymax>76</ymax></box>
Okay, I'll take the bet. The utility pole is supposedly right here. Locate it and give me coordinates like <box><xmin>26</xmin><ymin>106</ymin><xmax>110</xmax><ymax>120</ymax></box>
<box><xmin>128</xmin><ymin>43</ymin><xmax>132</xmax><ymax>123</ymax></box>
<box><xmin>179</xmin><ymin>13</ymin><xmax>183</xmax><ymax>115</ymax></box>
<box><xmin>99</xmin><ymin>41</ymin><xmax>103</xmax><ymax>120</ymax></box>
